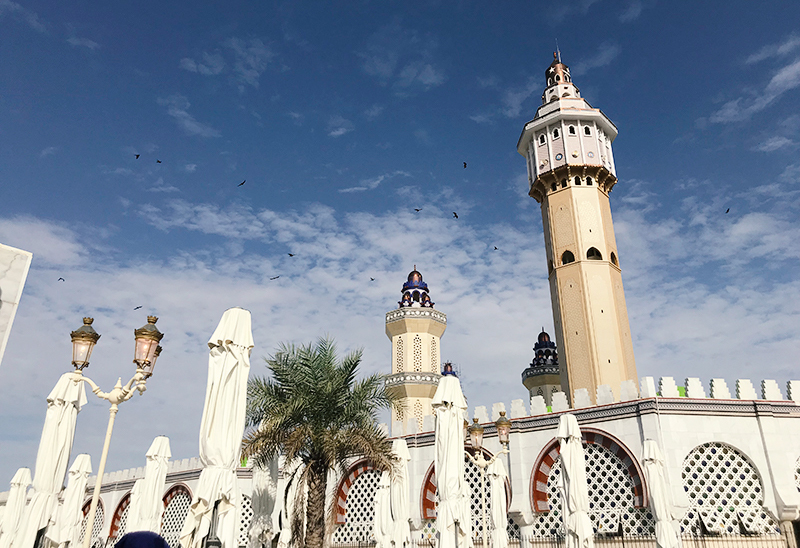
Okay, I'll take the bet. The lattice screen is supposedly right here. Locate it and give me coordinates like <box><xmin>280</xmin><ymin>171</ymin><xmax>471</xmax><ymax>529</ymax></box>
<box><xmin>115</xmin><ymin>505</ymin><xmax>130</xmax><ymax>543</ymax></box>
<box><xmin>681</xmin><ymin>442</ymin><xmax>776</xmax><ymax>535</ymax></box>
<box><xmin>413</xmin><ymin>336</ymin><xmax>422</xmax><ymax>372</ymax></box>
<box><xmin>795</xmin><ymin>456</ymin><xmax>800</xmax><ymax>491</ymax></box>
<box><xmin>161</xmin><ymin>490</ymin><xmax>192</xmax><ymax>548</ymax></box>
<box><xmin>430</xmin><ymin>338</ymin><xmax>438</xmax><ymax>373</ymax></box>
<box><xmin>238</xmin><ymin>495</ymin><xmax>254</xmax><ymax>547</ymax></box>
<box><xmin>332</xmin><ymin>469</ymin><xmax>381</xmax><ymax>543</ymax></box>
<box><xmin>530</xmin><ymin>443</ymin><xmax>654</xmax><ymax>537</ymax></box>
<box><xmin>80</xmin><ymin>504</ymin><xmax>106</xmax><ymax>547</ymax></box>
<box><xmin>464</xmin><ymin>456</ymin><xmax>490</xmax><ymax>541</ymax></box>
<box><xmin>396</xmin><ymin>338</ymin><xmax>404</xmax><ymax>373</ymax></box>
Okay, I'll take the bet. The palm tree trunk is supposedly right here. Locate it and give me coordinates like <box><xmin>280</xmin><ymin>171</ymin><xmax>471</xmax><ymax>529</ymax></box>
<box><xmin>304</xmin><ymin>462</ymin><xmax>328</xmax><ymax>548</ymax></box>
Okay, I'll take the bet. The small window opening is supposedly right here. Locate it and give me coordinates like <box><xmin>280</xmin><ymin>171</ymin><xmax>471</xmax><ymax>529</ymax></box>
<box><xmin>539</xmin><ymin>134</ymin><xmax>546</xmax><ymax>145</ymax></box>
<box><xmin>561</xmin><ymin>250</ymin><xmax>575</xmax><ymax>265</ymax></box>
<box><xmin>560</xmin><ymin>179</ymin><xmax>567</xmax><ymax>188</ymax></box>
<box><xmin>551</xmin><ymin>182</ymin><xmax>557</xmax><ymax>192</ymax></box>
<box><xmin>610</xmin><ymin>252</ymin><xmax>618</xmax><ymax>266</ymax></box>
<box><xmin>553</xmin><ymin>129</ymin><xmax>560</xmax><ymax>139</ymax></box>
<box><xmin>412</xmin><ymin>291</ymin><xmax>420</xmax><ymax>302</ymax></box>
<box><xmin>586</xmin><ymin>247</ymin><xmax>603</xmax><ymax>260</ymax></box>
<box><xmin>584</xmin><ymin>126</ymin><xmax>591</xmax><ymax>136</ymax></box>
<box><xmin>555</xmin><ymin>74</ymin><xmax>561</xmax><ymax>82</ymax></box>
<box><xmin>569</xmin><ymin>126</ymin><xmax>576</xmax><ymax>135</ymax></box>
<box><xmin>586</xmin><ymin>177</ymin><xmax>593</xmax><ymax>186</ymax></box>
<box><xmin>548</xmin><ymin>78</ymin><xmax>553</xmax><ymax>86</ymax></box>
<box><xmin>574</xmin><ymin>176</ymin><xmax>581</xmax><ymax>185</ymax></box>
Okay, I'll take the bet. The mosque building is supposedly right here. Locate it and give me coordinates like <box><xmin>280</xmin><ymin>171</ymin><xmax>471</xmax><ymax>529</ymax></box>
<box><xmin>6</xmin><ymin>54</ymin><xmax>800</xmax><ymax>548</ymax></box>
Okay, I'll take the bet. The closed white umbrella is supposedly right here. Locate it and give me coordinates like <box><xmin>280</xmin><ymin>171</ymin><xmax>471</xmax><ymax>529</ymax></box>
<box><xmin>46</xmin><ymin>455</ymin><xmax>92</xmax><ymax>548</ymax></box>
<box><xmin>487</xmin><ymin>459</ymin><xmax>508</xmax><ymax>548</ymax></box>
<box><xmin>276</xmin><ymin>462</ymin><xmax>304</xmax><ymax>548</ymax></box>
<box><xmin>180</xmin><ymin>308</ymin><xmax>253</xmax><ymax>548</ymax></box>
<box><xmin>389</xmin><ymin>439</ymin><xmax>411</xmax><ymax>548</ymax></box>
<box><xmin>432</xmin><ymin>376</ymin><xmax>471</xmax><ymax>548</ymax></box>
<box><xmin>643</xmin><ymin>440</ymin><xmax>681</xmax><ymax>548</ymax></box>
<box><xmin>127</xmin><ymin>436</ymin><xmax>171</xmax><ymax>533</ymax></box>
<box><xmin>0</xmin><ymin>468</ymin><xmax>31</xmax><ymax>548</ymax></box>
<box><xmin>557</xmin><ymin>414</ymin><xmax>593</xmax><ymax>548</ymax></box>
<box><xmin>248</xmin><ymin>455</ymin><xmax>278</xmax><ymax>548</ymax></box>
<box><xmin>16</xmin><ymin>372</ymin><xmax>87</xmax><ymax>548</ymax></box>
<box><xmin>374</xmin><ymin>471</ymin><xmax>392</xmax><ymax>548</ymax></box>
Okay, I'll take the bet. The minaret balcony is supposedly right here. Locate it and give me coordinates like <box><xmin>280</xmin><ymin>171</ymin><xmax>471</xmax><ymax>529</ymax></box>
<box><xmin>385</xmin><ymin>372</ymin><xmax>442</xmax><ymax>387</ymax></box>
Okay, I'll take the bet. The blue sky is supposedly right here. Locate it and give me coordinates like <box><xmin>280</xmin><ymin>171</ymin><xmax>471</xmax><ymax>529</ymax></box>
<box><xmin>1</xmin><ymin>0</ymin><xmax>799</xmax><ymax>482</ymax></box>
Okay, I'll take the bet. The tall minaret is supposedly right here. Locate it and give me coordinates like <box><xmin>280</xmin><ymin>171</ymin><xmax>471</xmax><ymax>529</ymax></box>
<box><xmin>517</xmin><ymin>53</ymin><xmax>637</xmax><ymax>402</ymax></box>
<box><xmin>385</xmin><ymin>268</ymin><xmax>446</xmax><ymax>434</ymax></box>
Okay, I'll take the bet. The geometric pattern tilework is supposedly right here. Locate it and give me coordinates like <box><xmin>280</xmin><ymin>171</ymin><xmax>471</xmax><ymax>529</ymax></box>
<box><xmin>530</xmin><ymin>444</ymin><xmax>654</xmax><ymax>538</ymax></box>
<box><xmin>161</xmin><ymin>486</ymin><xmax>192</xmax><ymax>548</ymax></box>
<box><xmin>332</xmin><ymin>469</ymin><xmax>381</xmax><ymax>543</ymax></box>
<box><xmin>80</xmin><ymin>501</ymin><xmax>106</xmax><ymax>548</ymax></box>
<box><xmin>464</xmin><ymin>456</ymin><xmax>491</xmax><ymax>541</ymax></box>
<box><xmin>795</xmin><ymin>456</ymin><xmax>800</xmax><ymax>491</ymax></box>
<box><xmin>335</xmin><ymin>460</ymin><xmax>376</xmax><ymax>524</ymax></box>
<box><xmin>681</xmin><ymin>442</ymin><xmax>776</xmax><ymax>535</ymax></box>
<box><xmin>238</xmin><ymin>495</ymin><xmax>254</xmax><ymax>548</ymax></box>
<box><xmin>110</xmin><ymin>493</ymin><xmax>131</xmax><ymax>541</ymax></box>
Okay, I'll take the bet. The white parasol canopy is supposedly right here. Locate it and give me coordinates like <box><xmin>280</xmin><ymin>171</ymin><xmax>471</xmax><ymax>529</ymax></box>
<box><xmin>0</xmin><ymin>468</ymin><xmax>31</xmax><ymax>548</ymax></box>
<box><xmin>432</xmin><ymin>375</ymin><xmax>471</xmax><ymax>548</ymax></box>
<box><xmin>389</xmin><ymin>439</ymin><xmax>411</xmax><ymax>548</ymax></box>
<box><xmin>248</xmin><ymin>455</ymin><xmax>278</xmax><ymax>548</ymax></box>
<box><xmin>180</xmin><ymin>308</ymin><xmax>253</xmax><ymax>548</ymax></box>
<box><xmin>487</xmin><ymin>458</ymin><xmax>508</xmax><ymax>548</ymax></box>
<box><xmin>45</xmin><ymin>454</ymin><xmax>91</xmax><ymax>548</ymax></box>
<box><xmin>127</xmin><ymin>436</ymin><xmax>171</xmax><ymax>533</ymax></box>
<box><xmin>557</xmin><ymin>414</ymin><xmax>593</xmax><ymax>548</ymax></box>
<box><xmin>374</xmin><ymin>471</ymin><xmax>392</xmax><ymax>548</ymax></box>
<box><xmin>16</xmin><ymin>372</ymin><xmax>87</xmax><ymax>548</ymax></box>
<box><xmin>643</xmin><ymin>440</ymin><xmax>681</xmax><ymax>548</ymax></box>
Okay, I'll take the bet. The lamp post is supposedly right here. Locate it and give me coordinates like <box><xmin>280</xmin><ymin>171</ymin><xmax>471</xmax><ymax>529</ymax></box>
<box><xmin>466</xmin><ymin>415</ymin><xmax>511</xmax><ymax>548</ymax></box>
<box><xmin>69</xmin><ymin>316</ymin><xmax>164</xmax><ymax>548</ymax></box>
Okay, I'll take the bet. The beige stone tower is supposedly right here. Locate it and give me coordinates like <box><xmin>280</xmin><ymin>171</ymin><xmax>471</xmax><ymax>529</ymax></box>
<box><xmin>385</xmin><ymin>268</ymin><xmax>446</xmax><ymax>434</ymax></box>
<box><xmin>517</xmin><ymin>53</ymin><xmax>637</xmax><ymax>402</ymax></box>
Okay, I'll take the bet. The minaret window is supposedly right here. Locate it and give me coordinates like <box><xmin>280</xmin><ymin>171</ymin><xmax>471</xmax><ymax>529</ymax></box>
<box><xmin>561</xmin><ymin>250</ymin><xmax>575</xmax><ymax>265</ymax></box>
<box><xmin>539</xmin><ymin>134</ymin><xmax>546</xmax><ymax>145</ymax></box>
<box><xmin>587</xmin><ymin>247</ymin><xmax>603</xmax><ymax>260</ymax></box>
<box><xmin>584</xmin><ymin>126</ymin><xmax>591</xmax><ymax>136</ymax></box>
<box><xmin>569</xmin><ymin>126</ymin><xmax>576</xmax><ymax>135</ymax></box>
<box><xmin>586</xmin><ymin>177</ymin><xmax>593</xmax><ymax>186</ymax></box>
<box><xmin>555</xmin><ymin>74</ymin><xmax>561</xmax><ymax>82</ymax></box>
<box><xmin>610</xmin><ymin>252</ymin><xmax>618</xmax><ymax>266</ymax></box>
<box><xmin>561</xmin><ymin>179</ymin><xmax>567</xmax><ymax>188</ymax></box>
<box><xmin>553</xmin><ymin>129</ymin><xmax>560</xmax><ymax>139</ymax></box>
<box><xmin>551</xmin><ymin>183</ymin><xmax>557</xmax><ymax>192</ymax></box>
<box><xmin>574</xmin><ymin>177</ymin><xmax>581</xmax><ymax>185</ymax></box>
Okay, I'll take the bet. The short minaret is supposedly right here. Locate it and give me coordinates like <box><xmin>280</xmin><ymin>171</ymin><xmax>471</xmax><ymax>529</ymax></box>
<box><xmin>522</xmin><ymin>330</ymin><xmax>562</xmax><ymax>406</ymax></box>
<box><xmin>385</xmin><ymin>268</ymin><xmax>446</xmax><ymax>434</ymax></box>
<box><xmin>517</xmin><ymin>53</ymin><xmax>637</xmax><ymax>402</ymax></box>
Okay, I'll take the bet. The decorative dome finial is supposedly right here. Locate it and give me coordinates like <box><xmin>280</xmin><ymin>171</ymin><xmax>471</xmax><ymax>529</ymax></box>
<box><xmin>398</xmin><ymin>267</ymin><xmax>434</xmax><ymax>309</ymax></box>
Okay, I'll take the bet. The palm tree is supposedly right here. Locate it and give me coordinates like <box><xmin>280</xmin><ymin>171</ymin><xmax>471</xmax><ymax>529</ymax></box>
<box><xmin>243</xmin><ymin>337</ymin><xmax>396</xmax><ymax>548</ymax></box>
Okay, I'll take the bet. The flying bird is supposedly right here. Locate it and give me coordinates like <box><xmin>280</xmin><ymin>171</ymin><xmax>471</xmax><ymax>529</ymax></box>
<box><xmin>156</xmin><ymin>159</ymin><xmax>162</xmax><ymax>164</ymax></box>
<box><xmin>270</xmin><ymin>276</ymin><xmax>280</xmax><ymax>280</ymax></box>
<box><xmin>238</xmin><ymin>180</ymin><xmax>246</xmax><ymax>187</ymax></box>
<box><xmin>57</xmin><ymin>277</ymin><xmax>65</xmax><ymax>282</ymax></box>
<box><xmin>370</xmin><ymin>277</ymin><xmax>375</xmax><ymax>281</ymax></box>
<box><xmin>288</xmin><ymin>253</ymin><xmax>295</xmax><ymax>257</ymax></box>
<box><xmin>452</xmin><ymin>212</ymin><xmax>458</xmax><ymax>219</ymax></box>
<box><xmin>463</xmin><ymin>162</ymin><xmax>467</xmax><ymax>169</ymax></box>
<box><xmin>133</xmin><ymin>306</ymin><xmax>143</xmax><ymax>310</ymax></box>
<box><xmin>725</xmin><ymin>208</ymin><xmax>730</xmax><ymax>214</ymax></box>
<box><xmin>494</xmin><ymin>246</ymin><xmax>498</xmax><ymax>250</ymax></box>
<box><xmin>135</xmin><ymin>154</ymin><xmax>140</xmax><ymax>159</ymax></box>
<box><xmin>414</xmin><ymin>208</ymin><xmax>422</xmax><ymax>212</ymax></box>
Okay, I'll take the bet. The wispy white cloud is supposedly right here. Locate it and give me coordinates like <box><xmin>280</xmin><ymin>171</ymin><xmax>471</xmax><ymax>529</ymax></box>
<box><xmin>500</xmin><ymin>77</ymin><xmax>539</xmax><ymax>118</ymax></box>
<box><xmin>755</xmin><ymin>136</ymin><xmax>796</xmax><ymax>152</ymax></box>
<box><xmin>339</xmin><ymin>170</ymin><xmax>411</xmax><ymax>193</ymax></box>
<box><xmin>571</xmin><ymin>43</ymin><xmax>622</xmax><ymax>76</ymax></box>
<box><xmin>157</xmin><ymin>94</ymin><xmax>221</xmax><ymax>138</ymax></box>
<box><xmin>148</xmin><ymin>177</ymin><xmax>179</xmax><ymax>193</ymax></box>
<box><xmin>364</xmin><ymin>104</ymin><xmax>384</xmax><ymax>120</ymax></box>
<box><xmin>183</xmin><ymin>163</ymin><xmax>197</xmax><ymax>173</ymax></box>
<box><xmin>0</xmin><ymin>0</ymin><xmax>45</xmax><ymax>32</ymax></box>
<box><xmin>327</xmin><ymin>115</ymin><xmax>354</xmax><ymax>137</ymax></box>
<box><xmin>67</xmin><ymin>36</ymin><xmax>100</xmax><ymax>50</ymax></box>
<box><xmin>358</xmin><ymin>22</ymin><xmax>445</xmax><ymax>94</ymax></box>
<box><xmin>546</xmin><ymin>0</ymin><xmax>602</xmax><ymax>23</ymax></box>
<box><xmin>104</xmin><ymin>167</ymin><xmax>133</xmax><ymax>176</ymax></box>
<box><xmin>619</xmin><ymin>0</ymin><xmax>643</xmax><ymax>22</ymax></box>
<box><xmin>710</xmin><ymin>57</ymin><xmax>800</xmax><ymax>123</ymax></box>
<box><xmin>745</xmin><ymin>34</ymin><xmax>800</xmax><ymax>64</ymax></box>
<box><xmin>39</xmin><ymin>146</ymin><xmax>58</xmax><ymax>158</ymax></box>
<box><xmin>226</xmin><ymin>37</ymin><xmax>274</xmax><ymax>89</ymax></box>
<box><xmin>180</xmin><ymin>52</ymin><xmax>225</xmax><ymax>75</ymax></box>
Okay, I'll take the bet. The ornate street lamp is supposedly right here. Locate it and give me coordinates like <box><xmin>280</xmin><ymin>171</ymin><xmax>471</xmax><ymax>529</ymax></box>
<box><xmin>71</xmin><ymin>316</ymin><xmax>165</xmax><ymax>548</ymax></box>
<box><xmin>495</xmin><ymin>411</ymin><xmax>512</xmax><ymax>448</ymax></box>
<box><xmin>468</xmin><ymin>417</ymin><xmax>485</xmax><ymax>450</ymax></box>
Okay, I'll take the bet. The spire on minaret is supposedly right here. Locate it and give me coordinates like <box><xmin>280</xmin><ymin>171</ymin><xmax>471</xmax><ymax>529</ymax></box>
<box><xmin>542</xmin><ymin>52</ymin><xmax>579</xmax><ymax>103</ymax></box>
<box><xmin>399</xmin><ymin>267</ymin><xmax>434</xmax><ymax>308</ymax></box>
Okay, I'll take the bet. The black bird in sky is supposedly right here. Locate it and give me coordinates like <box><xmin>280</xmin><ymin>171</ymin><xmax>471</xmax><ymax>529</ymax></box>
<box><xmin>494</xmin><ymin>246</ymin><xmax>498</xmax><ymax>250</ymax></box>
<box><xmin>270</xmin><ymin>276</ymin><xmax>280</xmax><ymax>280</ymax></box>
<box><xmin>135</xmin><ymin>154</ymin><xmax>140</xmax><ymax>159</ymax></box>
<box><xmin>238</xmin><ymin>180</ymin><xmax>246</xmax><ymax>187</ymax></box>
<box><xmin>452</xmin><ymin>212</ymin><xmax>458</xmax><ymax>219</ymax></box>
<box><xmin>370</xmin><ymin>277</ymin><xmax>375</xmax><ymax>281</ymax></box>
<box><xmin>463</xmin><ymin>162</ymin><xmax>467</xmax><ymax>169</ymax></box>
<box><xmin>725</xmin><ymin>208</ymin><xmax>730</xmax><ymax>214</ymax></box>
<box><xmin>133</xmin><ymin>306</ymin><xmax>143</xmax><ymax>310</ymax></box>
<box><xmin>156</xmin><ymin>159</ymin><xmax>162</xmax><ymax>164</ymax></box>
<box><xmin>288</xmin><ymin>253</ymin><xmax>295</xmax><ymax>257</ymax></box>
<box><xmin>414</xmin><ymin>208</ymin><xmax>422</xmax><ymax>212</ymax></box>
<box><xmin>57</xmin><ymin>277</ymin><xmax>65</xmax><ymax>282</ymax></box>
